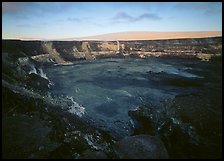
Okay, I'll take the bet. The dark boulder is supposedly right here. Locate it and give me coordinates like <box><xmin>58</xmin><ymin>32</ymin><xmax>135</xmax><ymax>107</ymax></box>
<box><xmin>26</xmin><ymin>73</ymin><xmax>50</xmax><ymax>91</ymax></box>
<box><xmin>114</xmin><ymin>135</ymin><xmax>169</xmax><ymax>159</ymax></box>
<box><xmin>78</xmin><ymin>150</ymin><xmax>108</xmax><ymax>159</ymax></box>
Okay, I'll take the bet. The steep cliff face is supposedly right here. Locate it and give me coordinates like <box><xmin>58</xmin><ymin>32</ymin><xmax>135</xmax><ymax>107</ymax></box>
<box><xmin>2</xmin><ymin>37</ymin><xmax>222</xmax><ymax>65</ymax></box>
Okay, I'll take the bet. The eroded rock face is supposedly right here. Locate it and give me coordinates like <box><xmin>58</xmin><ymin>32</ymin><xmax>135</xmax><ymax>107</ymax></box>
<box><xmin>2</xmin><ymin>37</ymin><xmax>222</xmax><ymax>65</ymax></box>
<box><xmin>114</xmin><ymin>135</ymin><xmax>169</xmax><ymax>159</ymax></box>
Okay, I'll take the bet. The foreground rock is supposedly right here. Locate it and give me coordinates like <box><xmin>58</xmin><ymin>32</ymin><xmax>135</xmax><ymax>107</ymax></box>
<box><xmin>78</xmin><ymin>150</ymin><xmax>108</xmax><ymax>159</ymax></box>
<box><xmin>114</xmin><ymin>135</ymin><xmax>169</xmax><ymax>159</ymax></box>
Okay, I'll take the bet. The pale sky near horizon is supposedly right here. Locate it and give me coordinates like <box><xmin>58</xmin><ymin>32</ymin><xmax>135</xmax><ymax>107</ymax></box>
<box><xmin>2</xmin><ymin>2</ymin><xmax>222</xmax><ymax>39</ymax></box>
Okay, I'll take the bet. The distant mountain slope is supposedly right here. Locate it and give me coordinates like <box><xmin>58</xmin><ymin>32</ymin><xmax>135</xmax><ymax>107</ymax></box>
<box><xmin>63</xmin><ymin>31</ymin><xmax>222</xmax><ymax>41</ymax></box>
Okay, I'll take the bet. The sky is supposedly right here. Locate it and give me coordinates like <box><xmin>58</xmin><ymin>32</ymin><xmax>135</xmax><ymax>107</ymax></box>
<box><xmin>2</xmin><ymin>2</ymin><xmax>222</xmax><ymax>39</ymax></box>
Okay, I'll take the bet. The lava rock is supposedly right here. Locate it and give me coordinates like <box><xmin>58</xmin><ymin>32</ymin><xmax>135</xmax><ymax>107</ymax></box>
<box><xmin>78</xmin><ymin>150</ymin><xmax>108</xmax><ymax>159</ymax></box>
<box><xmin>26</xmin><ymin>73</ymin><xmax>49</xmax><ymax>90</ymax></box>
<box><xmin>128</xmin><ymin>107</ymin><xmax>155</xmax><ymax>135</ymax></box>
<box><xmin>114</xmin><ymin>135</ymin><xmax>169</xmax><ymax>159</ymax></box>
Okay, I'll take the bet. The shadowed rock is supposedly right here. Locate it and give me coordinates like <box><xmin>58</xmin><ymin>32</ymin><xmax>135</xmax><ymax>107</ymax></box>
<box><xmin>78</xmin><ymin>150</ymin><xmax>108</xmax><ymax>159</ymax></box>
<box><xmin>114</xmin><ymin>135</ymin><xmax>169</xmax><ymax>159</ymax></box>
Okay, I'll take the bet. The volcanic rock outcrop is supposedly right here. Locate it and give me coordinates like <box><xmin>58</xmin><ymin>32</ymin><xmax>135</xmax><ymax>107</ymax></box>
<box><xmin>2</xmin><ymin>37</ymin><xmax>222</xmax><ymax>66</ymax></box>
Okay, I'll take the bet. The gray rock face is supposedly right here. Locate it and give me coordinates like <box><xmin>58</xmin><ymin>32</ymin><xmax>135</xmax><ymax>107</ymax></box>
<box><xmin>114</xmin><ymin>135</ymin><xmax>169</xmax><ymax>159</ymax></box>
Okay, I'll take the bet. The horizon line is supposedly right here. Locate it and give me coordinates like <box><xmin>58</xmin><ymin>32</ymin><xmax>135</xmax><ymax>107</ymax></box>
<box><xmin>2</xmin><ymin>31</ymin><xmax>222</xmax><ymax>41</ymax></box>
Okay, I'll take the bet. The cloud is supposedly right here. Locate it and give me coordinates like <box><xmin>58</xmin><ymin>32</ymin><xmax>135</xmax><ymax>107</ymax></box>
<box><xmin>67</xmin><ymin>17</ymin><xmax>82</xmax><ymax>22</ymax></box>
<box><xmin>113</xmin><ymin>12</ymin><xmax>135</xmax><ymax>21</ymax></box>
<box><xmin>16</xmin><ymin>24</ymin><xmax>36</xmax><ymax>28</ymax></box>
<box><xmin>2</xmin><ymin>2</ymin><xmax>77</xmax><ymax>17</ymax></box>
<box><xmin>111</xmin><ymin>12</ymin><xmax>162</xmax><ymax>23</ymax></box>
<box><xmin>138</xmin><ymin>13</ymin><xmax>162</xmax><ymax>21</ymax></box>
